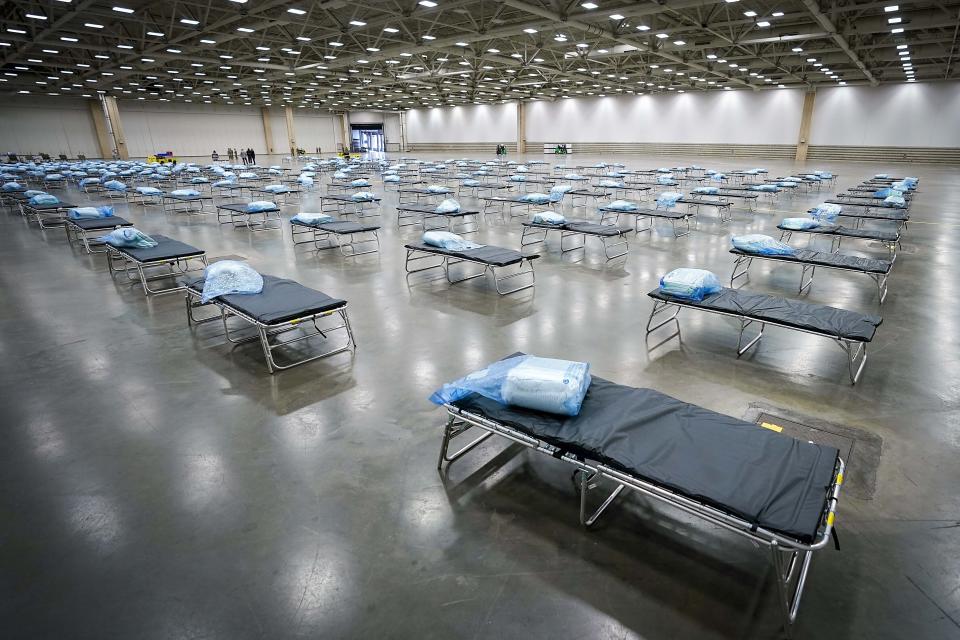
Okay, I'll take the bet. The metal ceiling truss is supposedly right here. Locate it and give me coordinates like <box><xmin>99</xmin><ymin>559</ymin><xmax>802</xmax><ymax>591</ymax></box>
<box><xmin>0</xmin><ymin>0</ymin><xmax>957</xmax><ymax>110</ymax></box>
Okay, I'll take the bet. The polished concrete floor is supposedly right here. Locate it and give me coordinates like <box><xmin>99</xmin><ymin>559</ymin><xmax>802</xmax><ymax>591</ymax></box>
<box><xmin>1</xmin><ymin>153</ymin><xmax>958</xmax><ymax>640</ymax></box>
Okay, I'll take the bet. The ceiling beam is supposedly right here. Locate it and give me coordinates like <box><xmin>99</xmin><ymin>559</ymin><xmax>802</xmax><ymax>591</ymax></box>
<box><xmin>799</xmin><ymin>0</ymin><xmax>878</xmax><ymax>85</ymax></box>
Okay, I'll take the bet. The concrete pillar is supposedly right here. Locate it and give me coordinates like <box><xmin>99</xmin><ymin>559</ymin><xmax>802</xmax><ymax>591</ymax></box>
<box><xmin>260</xmin><ymin>107</ymin><xmax>275</xmax><ymax>154</ymax></box>
<box><xmin>100</xmin><ymin>95</ymin><xmax>128</xmax><ymax>159</ymax></box>
<box><xmin>795</xmin><ymin>91</ymin><xmax>816</xmax><ymax>163</ymax></box>
<box><xmin>516</xmin><ymin>100</ymin><xmax>526</xmax><ymax>154</ymax></box>
<box><xmin>88</xmin><ymin>99</ymin><xmax>112</xmax><ymax>159</ymax></box>
<box><xmin>399</xmin><ymin>111</ymin><xmax>407</xmax><ymax>153</ymax></box>
<box><xmin>284</xmin><ymin>106</ymin><xmax>296</xmax><ymax>156</ymax></box>
<box><xmin>339</xmin><ymin>113</ymin><xmax>351</xmax><ymax>152</ymax></box>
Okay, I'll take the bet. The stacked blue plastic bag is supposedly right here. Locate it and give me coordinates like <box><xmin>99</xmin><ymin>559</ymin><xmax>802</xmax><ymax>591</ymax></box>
<box><xmin>104</xmin><ymin>180</ymin><xmax>126</xmax><ymax>192</ymax></box>
<box><xmin>659</xmin><ymin>268</ymin><xmax>722</xmax><ymax>301</ymax></box>
<box><xmin>780</xmin><ymin>217</ymin><xmax>820</xmax><ymax>230</ymax></box>
<box><xmin>435</xmin><ymin>199</ymin><xmax>461</xmax><ymax>213</ymax></box>
<box><xmin>606</xmin><ymin>200</ymin><xmax>638</xmax><ymax>211</ymax></box>
<box><xmin>351</xmin><ymin>191</ymin><xmax>376</xmax><ymax>201</ymax></box>
<box><xmin>98</xmin><ymin>228</ymin><xmax>157</xmax><ymax>248</ymax></box>
<box><xmin>509</xmin><ymin>175</ymin><xmax>527</xmax><ymax>182</ymax></box>
<box><xmin>68</xmin><ymin>206</ymin><xmax>114</xmax><ymax>220</ymax></box>
<box><xmin>171</xmin><ymin>189</ymin><xmax>200</xmax><ymax>197</ymax></box>
<box><xmin>462</xmin><ymin>179</ymin><xmax>480</xmax><ymax>187</ymax></box>
<box><xmin>693</xmin><ymin>186</ymin><xmax>719</xmax><ymax>195</ymax></box>
<box><xmin>29</xmin><ymin>194</ymin><xmax>59</xmax><ymax>205</ymax></box>
<box><xmin>384</xmin><ymin>174</ymin><xmax>400</xmax><ymax>183</ymax></box>
<box><xmin>564</xmin><ymin>173</ymin><xmax>585</xmax><ymax>180</ymax></box>
<box><xmin>2</xmin><ymin>181</ymin><xmax>22</xmax><ymax>191</ymax></box>
<box><xmin>656</xmin><ymin>192</ymin><xmax>683</xmax><ymax>208</ymax></box>
<box><xmin>200</xmin><ymin>260</ymin><xmax>264</xmax><ymax>303</ymax></box>
<box><xmin>731</xmin><ymin>234</ymin><xmax>796</xmax><ymax>256</ymax></box>
<box><xmin>426</xmin><ymin>184</ymin><xmax>450</xmax><ymax>193</ymax></box>
<box><xmin>599</xmin><ymin>179</ymin><xmax>624</xmax><ymax>188</ymax></box>
<box><xmin>520</xmin><ymin>193</ymin><xmax>551</xmax><ymax>205</ymax></box>
<box><xmin>883</xmin><ymin>195</ymin><xmax>906</xmax><ymax>208</ymax></box>
<box><xmin>809</xmin><ymin>202</ymin><xmax>841</xmax><ymax>223</ymax></box>
<box><xmin>429</xmin><ymin>355</ymin><xmax>592</xmax><ymax>417</ymax></box>
<box><xmin>351</xmin><ymin>179</ymin><xmax>371</xmax><ymax>187</ymax></box>
<box><xmin>422</xmin><ymin>230</ymin><xmax>482</xmax><ymax>251</ymax></box>
<box><xmin>78</xmin><ymin>177</ymin><xmax>100</xmax><ymax>188</ymax></box>
<box><xmin>750</xmin><ymin>184</ymin><xmax>779</xmax><ymax>192</ymax></box>
<box><xmin>532</xmin><ymin>211</ymin><xmax>565</xmax><ymax>225</ymax></box>
<box><xmin>246</xmin><ymin>201</ymin><xmax>277</xmax><ymax>213</ymax></box>
<box><xmin>291</xmin><ymin>212</ymin><xmax>334</xmax><ymax>225</ymax></box>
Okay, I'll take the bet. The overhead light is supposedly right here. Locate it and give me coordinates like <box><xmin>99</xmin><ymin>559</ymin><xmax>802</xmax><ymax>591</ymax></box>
<box><xmin>636</xmin><ymin>25</ymin><xmax>650</xmax><ymax>31</ymax></box>
<box><xmin>366</xmin><ymin>46</ymin><xmax>379</xmax><ymax>51</ymax></box>
<box><xmin>706</xmin><ymin>54</ymin><xmax>717</xmax><ymax>59</ymax></box>
<box><xmin>237</xmin><ymin>27</ymin><xmax>255</xmax><ymax>33</ymax></box>
<box><xmin>418</xmin><ymin>0</ymin><xmax>438</xmax><ymax>6</ymax></box>
<box><xmin>147</xmin><ymin>31</ymin><xmax>164</xmax><ymax>37</ymax></box>
<box><xmin>898</xmin><ymin>50</ymin><xmax>909</xmax><ymax>56</ymax></box>
<box><xmin>349</xmin><ymin>20</ymin><xmax>366</xmax><ymax>26</ymax></box>
<box><xmin>84</xmin><ymin>23</ymin><xmax>104</xmax><ymax>29</ymax></box>
<box><xmin>180</xmin><ymin>18</ymin><xmax>200</xmax><ymax>25</ymax></box>
<box><xmin>885</xmin><ymin>5</ymin><xmax>899</xmax><ymax>11</ymax></box>
<box><xmin>744</xmin><ymin>10</ymin><xmax>757</xmax><ymax>16</ymax></box>
<box><xmin>7</xmin><ymin>28</ymin><xmax>26</xmax><ymax>34</ymax></box>
<box><xmin>200</xmin><ymin>39</ymin><xmax>216</xmax><ymax>44</ymax></box>
<box><xmin>455</xmin><ymin>41</ymin><xmax>468</xmax><ymax>46</ymax></box>
<box><xmin>523</xmin><ymin>28</ymin><xmax>538</xmax><ymax>34</ymax></box>
<box><xmin>888</xmin><ymin>17</ymin><xmax>902</xmax><ymax>24</ymax></box>
<box><xmin>422</xmin><ymin>34</ymin><xmax>436</xmax><ymax>40</ymax></box>
<box><xmin>756</xmin><ymin>21</ymin><xmax>770</xmax><ymax>27</ymax></box>
<box><xmin>609</xmin><ymin>14</ymin><xmax>625</xmax><ymax>20</ymax></box>
<box><xmin>117</xmin><ymin>44</ymin><xmax>133</xmax><ymax>49</ymax></box>
<box><xmin>25</xmin><ymin>13</ymin><xmax>48</xmax><ymax>20</ymax></box>
<box><xmin>897</xmin><ymin>44</ymin><xmax>909</xmax><ymax>49</ymax></box>
<box><xmin>673</xmin><ymin>40</ymin><xmax>686</xmax><ymax>45</ymax></box>
<box><xmin>166</xmin><ymin>48</ymin><xmax>181</xmax><ymax>53</ymax></box>
<box><xmin>891</xmin><ymin>27</ymin><xmax>904</xmax><ymax>33</ymax></box>
<box><xmin>60</xmin><ymin>36</ymin><xmax>78</xmax><ymax>42</ymax></box>
<box><xmin>329</xmin><ymin>41</ymin><xmax>343</xmax><ymax>46</ymax></box>
<box><xmin>771</xmin><ymin>11</ymin><xmax>784</xmax><ymax>16</ymax></box>
<box><xmin>111</xmin><ymin>6</ymin><xmax>134</xmax><ymax>13</ymax></box>
<box><xmin>384</xmin><ymin>27</ymin><xmax>400</xmax><ymax>33</ymax></box>
<box><xmin>287</xmin><ymin>7</ymin><xmax>306</xmax><ymax>14</ymax></box>
<box><xmin>581</xmin><ymin>2</ymin><xmax>598</xmax><ymax>8</ymax></box>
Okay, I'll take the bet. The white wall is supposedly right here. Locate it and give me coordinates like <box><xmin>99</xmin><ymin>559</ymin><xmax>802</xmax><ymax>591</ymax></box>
<box><xmin>120</xmin><ymin>102</ymin><xmax>266</xmax><ymax>157</ymax></box>
<box><xmin>810</xmin><ymin>82</ymin><xmax>960</xmax><ymax>147</ymax></box>
<box><xmin>526</xmin><ymin>90</ymin><xmax>804</xmax><ymax>144</ymax></box>
<box><xmin>0</xmin><ymin>97</ymin><xmax>100</xmax><ymax>157</ymax></box>
<box><xmin>294</xmin><ymin>111</ymin><xmax>339</xmax><ymax>154</ymax></box>
<box><xmin>406</xmin><ymin>103</ymin><xmax>517</xmax><ymax>143</ymax></box>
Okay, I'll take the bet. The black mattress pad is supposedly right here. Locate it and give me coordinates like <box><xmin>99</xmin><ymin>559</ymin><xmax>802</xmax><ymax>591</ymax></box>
<box><xmin>69</xmin><ymin>216</ymin><xmax>132</xmax><ymax>230</ymax></box>
<box><xmin>114</xmin><ymin>234</ymin><xmax>205</xmax><ymax>262</ymax></box>
<box><xmin>187</xmin><ymin>274</ymin><xmax>345</xmax><ymax>324</ymax></box>
<box><xmin>405</xmin><ymin>242</ymin><xmax>535</xmax><ymax>266</ymax></box>
<box><xmin>730</xmin><ymin>248</ymin><xmax>892</xmax><ymax>274</ymax></box>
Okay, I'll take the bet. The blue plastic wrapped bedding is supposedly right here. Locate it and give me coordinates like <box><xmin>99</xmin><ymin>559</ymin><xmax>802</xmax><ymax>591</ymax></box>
<box><xmin>659</xmin><ymin>268</ymin><xmax>722</xmax><ymax>301</ymax></box>
<box><xmin>104</xmin><ymin>180</ymin><xmax>126</xmax><ymax>191</ymax></box>
<box><xmin>462</xmin><ymin>179</ymin><xmax>480</xmax><ymax>187</ymax></box>
<box><xmin>565</xmin><ymin>173</ymin><xmax>585</xmax><ymax>180</ymax></box>
<box><xmin>426</xmin><ymin>184</ymin><xmax>450</xmax><ymax>193</ymax></box>
<box><xmin>213</xmin><ymin>180</ymin><xmax>235</xmax><ymax>188</ymax></box>
<box><xmin>351</xmin><ymin>191</ymin><xmax>376</xmax><ymax>201</ymax></box>
<box><xmin>384</xmin><ymin>175</ymin><xmax>400</xmax><ymax>183</ymax></box>
<box><xmin>731</xmin><ymin>234</ymin><xmax>796</xmax><ymax>256</ymax></box>
<box><xmin>656</xmin><ymin>191</ymin><xmax>683</xmax><ymax>208</ymax></box>
<box><xmin>883</xmin><ymin>195</ymin><xmax>906</xmax><ymax>208</ymax></box>
<box><xmin>532</xmin><ymin>211</ymin><xmax>565</xmax><ymax>225</ymax></box>
<box><xmin>298</xmin><ymin>175</ymin><xmax>314</xmax><ymax>186</ymax></box>
<box><xmin>98</xmin><ymin>227</ymin><xmax>158</xmax><ymax>248</ymax></box>
<box><xmin>874</xmin><ymin>173</ymin><xmax>889</xmax><ymax>179</ymax></box>
<box><xmin>29</xmin><ymin>194</ymin><xmax>59</xmax><ymax>205</ymax></box>
<box><xmin>422</xmin><ymin>230</ymin><xmax>483</xmax><ymax>251</ymax></box>
<box><xmin>429</xmin><ymin>354</ymin><xmax>592</xmax><ymax>417</ymax></box>
<box><xmin>45</xmin><ymin>174</ymin><xmax>63</xmax><ymax>180</ymax></box>
<box><xmin>599</xmin><ymin>179</ymin><xmax>624</xmax><ymax>188</ymax></box>
<box><xmin>24</xmin><ymin>190</ymin><xmax>46</xmax><ymax>197</ymax></box>
<box><xmin>711</xmin><ymin>173</ymin><xmax>727</xmax><ymax>182</ymax></box>
<box><xmin>551</xmin><ymin>184</ymin><xmax>573</xmax><ymax>196</ymax></box>
<box><xmin>2</xmin><ymin>181</ymin><xmax>22</xmax><ymax>191</ymax></box>
<box><xmin>262</xmin><ymin>184</ymin><xmax>287</xmax><ymax>193</ymax></box>
<box><xmin>606</xmin><ymin>200</ymin><xmax>638</xmax><ymax>211</ymax></box>
<box><xmin>291</xmin><ymin>212</ymin><xmax>335</xmax><ymax>225</ymax></box>
<box><xmin>780</xmin><ymin>217</ymin><xmax>820</xmax><ymax>230</ymax></box>
<box><xmin>509</xmin><ymin>175</ymin><xmax>527</xmax><ymax>182</ymax></box>
<box><xmin>246</xmin><ymin>201</ymin><xmax>278</xmax><ymax>213</ymax></box>
<box><xmin>693</xmin><ymin>187</ymin><xmax>719</xmax><ymax>195</ymax></box>
<box><xmin>873</xmin><ymin>188</ymin><xmax>897</xmax><ymax>198</ymax></box>
<box><xmin>809</xmin><ymin>203</ymin><xmax>841</xmax><ymax>223</ymax></box>
<box><xmin>657</xmin><ymin>177</ymin><xmax>679</xmax><ymax>186</ymax></box>
<box><xmin>200</xmin><ymin>260</ymin><xmax>264</xmax><ymax>304</ymax></box>
<box><xmin>239</xmin><ymin>172</ymin><xmax>257</xmax><ymax>179</ymax></box>
<box><xmin>68</xmin><ymin>206</ymin><xmax>114</xmax><ymax>220</ymax></box>
<box><xmin>749</xmin><ymin>184</ymin><xmax>779</xmax><ymax>192</ymax></box>
<box><xmin>171</xmin><ymin>189</ymin><xmax>200</xmax><ymax>197</ymax></box>
<box><xmin>434</xmin><ymin>198</ymin><xmax>461</xmax><ymax>213</ymax></box>
<box><xmin>191</xmin><ymin>177</ymin><xmax>209</xmax><ymax>184</ymax></box>
<box><xmin>79</xmin><ymin>177</ymin><xmax>100</xmax><ymax>187</ymax></box>
<box><xmin>351</xmin><ymin>179</ymin><xmax>371</xmax><ymax>187</ymax></box>
<box><xmin>520</xmin><ymin>193</ymin><xmax>551</xmax><ymax>205</ymax></box>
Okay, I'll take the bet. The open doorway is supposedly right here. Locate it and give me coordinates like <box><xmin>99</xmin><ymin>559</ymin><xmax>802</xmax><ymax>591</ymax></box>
<box><xmin>351</xmin><ymin>124</ymin><xmax>384</xmax><ymax>153</ymax></box>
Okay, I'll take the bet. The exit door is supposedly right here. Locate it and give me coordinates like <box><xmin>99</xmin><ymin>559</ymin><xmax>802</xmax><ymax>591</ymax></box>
<box><xmin>351</xmin><ymin>125</ymin><xmax>384</xmax><ymax>153</ymax></box>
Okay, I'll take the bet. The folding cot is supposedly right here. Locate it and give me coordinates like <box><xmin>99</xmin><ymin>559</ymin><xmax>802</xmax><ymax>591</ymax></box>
<box><xmin>437</xmin><ymin>357</ymin><xmax>843</xmax><ymax>636</ymax></box>
<box><xmin>128</xmin><ymin>188</ymin><xmax>166</xmax><ymax>207</ymax></box>
<box><xmin>778</xmin><ymin>223</ymin><xmax>901</xmax><ymax>257</ymax></box>
<box><xmin>328</xmin><ymin>179</ymin><xmax>373</xmax><ymax>194</ymax></box>
<box><xmin>598</xmin><ymin>204</ymin><xmax>695</xmax><ymax>237</ymax></box>
<box><xmin>64</xmin><ymin>215</ymin><xmax>133</xmax><ymax>254</ymax></box>
<box><xmin>404</xmin><ymin>242</ymin><xmax>537</xmax><ymax>295</ymax></box>
<box><xmin>255</xmin><ymin>186</ymin><xmax>301</xmax><ymax>205</ymax></box>
<box><xmin>184</xmin><ymin>274</ymin><xmax>355</xmax><ymax>373</ymax></box>
<box><xmin>692</xmin><ymin>190</ymin><xmax>761</xmax><ymax>211</ymax></box>
<box><xmin>520</xmin><ymin>219</ymin><xmax>628</xmax><ymax>260</ymax></box>
<box><xmin>396</xmin><ymin>187</ymin><xmax>455</xmax><ymax>206</ymax></box>
<box><xmin>317</xmin><ymin>194</ymin><xmax>382</xmax><ymax>218</ymax></box>
<box><xmin>396</xmin><ymin>205</ymin><xmax>480</xmax><ymax>234</ymax></box>
<box><xmin>504</xmin><ymin>177</ymin><xmax>554</xmax><ymax>192</ymax></box>
<box><xmin>646</xmin><ymin>287</ymin><xmax>881</xmax><ymax>383</ymax></box>
<box><xmin>815</xmin><ymin>203</ymin><xmax>909</xmax><ymax>231</ymax></box>
<box><xmin>289</xmin><ymin>218</ymin><xmax>381</xmax><ymax>256</ymax></box>
<box><xmin>23</xmin><ymin>200</ymin><xmax>78</xmax><ymax>229</ymax></box>
<box><xmin>0</xmin><ymin>186</ymin><xmax>27</xmax><ymax>209</ymax></box>
<box><xmin>215</xmin><ymin>202</ymin><xmax>282</xmax><ymax>231</ymax></box>
<box><xmin>457</xmin><ymin>182</ymin><xmax>512</xmax><ymax>198</ymax></box>
<box><xmin>834</xmin><ymin>191</ymin><xmax>913</xmax><ymax>204</ymax></box>
<box><xmin>211</xmin><ymin>182</ymin><xmax>258</xmax><ymax>200</ymax></box>
<box><xmin>566</xmin><ymin>188</ymin><xmax>618</xmax><ymax>209</ymax></box>
<box><xmin>672</xmin><ymin>197</ymin><xmax>734</xmax><ymax>223</ymax></box>
<box><xmin>479</xmin><ymin>195</ymin><xmax>555</xmax><ymax>219</ymax></box>
<box><xmin>730</xmin><ymin>247</ymin><xmax>893</xmax><ymax>303</ymax></box>
<box><xmin>162</xmin><ymin>193</ymin><xmax>214</xmax><ymax>214</ymax></box>
<box><xmin>382</xmin><ymin>178</ymin><xmax>424</xmax><ymax>191</ymax></box>
<box><xmin>105</xmin><ymin>234</ymin><xmax>207</xmax><ymax>296</ymax></box>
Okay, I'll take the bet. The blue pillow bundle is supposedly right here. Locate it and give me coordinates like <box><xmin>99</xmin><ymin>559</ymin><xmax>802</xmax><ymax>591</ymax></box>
<box><xmin>68</xmin><ymin>206</ymin><xmax>114</xmax><ymax>220</ymax></box>
<box><xmin>731</xmin><ymin>234</ymin><xmax>796</xmax><ymax>256</ymax></box>
<box><xmin>200</xmin><ymin>260</ymin><xmax>264</xmax><ymax>303</ymax></box>
<box><xmin>659</xmin><ymin>268</ymin><xmax>722</xmax><ymax>301</ymax></box>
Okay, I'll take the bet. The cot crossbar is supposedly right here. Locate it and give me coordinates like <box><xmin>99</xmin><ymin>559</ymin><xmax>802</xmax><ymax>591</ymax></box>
<box><xmin>404</xmin><ymin>247</ymin><xmax>536</xmax><ymax>295</ymax></box>
<box><xmin>730</xmin><ymin>253</ymin><xmax>889</xmax><ymax>303</ymax></box>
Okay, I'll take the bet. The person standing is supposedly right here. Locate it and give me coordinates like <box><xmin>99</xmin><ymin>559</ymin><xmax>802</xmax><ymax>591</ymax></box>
<box><xmin>248</xmin><ymin>147</ymin><xmax>256</xmax><ymax>165</ymax></box>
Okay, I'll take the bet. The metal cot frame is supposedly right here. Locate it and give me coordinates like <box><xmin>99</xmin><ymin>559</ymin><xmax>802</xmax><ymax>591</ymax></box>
<box><xmin>289</xmin><ymin>221</ymin><xmax>381</xmax><ymax>256</ymax></box>
<box><xmin>520</xmin><ymin>223</ymin><xmax>629</xmax><ymax>260</ymax></box>
<box><xmin>396</xmin><ymin>206</ymin><xmax>480</xmax><ymax>234</ymax></box>
<box><xmin>185</xmin><ymin>288</ymin><xmax>356</xmax><ymax>373</ymax></box>
<box><xmin>599</xmin><ymin>207</ymin><xmax>694</xmax><ymax>238</ymax></box>
<box><xmin>64</xmin><ymin>218</ymin><xmax>133</xmax><ymax>254</ymax></box>
<box><xmin>215</xmin><ymin>203</ymin><xmax>283</xmax><ymax>231</ymax></box>
<box><xmin>404</xmin><ymin>246</ymin><xmax>537</xmax><ymax>295</ymax></box>
<box><xmin>105</xmin><ymin>246</ymin><xmax>208</xmax><ymax>296</ymax></box>
<box><xmin>163</xmin><ymin>195</ymin><xmax>213</xmax><ymax>215</ymax></box>
<box><xmin>645</xmin><ymin>295</ymin><xmax>872</xmax><ymax>384</ymax></box>
<box><xmin>779</xmin><ymin>227</ymin><xmax>901</xmax><ymax>258</ymax></box>
<box><xmin>318</xmin><ymin>195</ymin><xmax>381</xmax><ymax>218</ymax></box>
<box><xmin>730</xmin><ymin>251</ymin><xmax>891</xmax><ymax>303</ymax></box>
<box><xmin>437</xmin><ymin>403</ymin><xmax>844</xmax><ymax>639</ymax></box>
